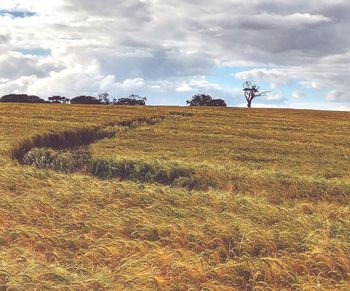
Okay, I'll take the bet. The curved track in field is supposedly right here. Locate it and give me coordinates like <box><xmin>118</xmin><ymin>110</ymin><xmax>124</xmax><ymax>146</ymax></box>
<box><xmin>11</xmin><ymin>114</ymin><xmax>168</xmax><ymax>162</ymax></box>
<box><xmin>12</xmin><ymin>112</ymin><xmax>196</xmax><ymax>186</ymax></box>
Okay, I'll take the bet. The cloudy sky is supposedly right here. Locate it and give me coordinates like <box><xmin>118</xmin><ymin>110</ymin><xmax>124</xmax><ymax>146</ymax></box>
<box><xmin>1</xmin><ymin>0</ymin><xmax>350</xmax><ymax>110</ymax></box>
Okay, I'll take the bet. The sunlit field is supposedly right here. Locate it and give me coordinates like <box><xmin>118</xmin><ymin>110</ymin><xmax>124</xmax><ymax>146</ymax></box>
<box><xmin>1</xmin><ymin>103</ymin><xmax>349</xmax><ymax>290</ymax></box>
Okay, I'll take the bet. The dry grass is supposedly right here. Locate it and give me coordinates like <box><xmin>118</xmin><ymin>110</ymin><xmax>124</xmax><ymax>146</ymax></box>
<box><xmin>90</xmin><ymin>108</ymin><xmax>350</xmax><ymax>202</ymax></box>
<box><xmin>0</xmin><ymin>103</ymin><xmax>349</xmax><ymax>290</ymax></box>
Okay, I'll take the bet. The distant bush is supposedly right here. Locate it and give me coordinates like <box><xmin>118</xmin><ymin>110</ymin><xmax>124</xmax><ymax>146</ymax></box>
<box><xmin>186</xmin><ymin>94</ymin><xmax>227</xmax><ymax>107</ymax></box>
<box><xmin>48</xmin><ymin>96</ymin><xmax>70</xmax><ymax>104</ymax></box>
<box><xmin>70</xmin><ymin>95</ymin><xmax>101</xmax><ymax>105</ymax></box>
<box><xmin>206</xmin><ymin>98</ymin><xmax>227</xmax><ymax>106</ymax></box>
<box><xmin>0</xmin><ymin>94</ymin><xmax>46</xmax><ymax>103</ymax></box>
<box><xmin>114</xmin><ymin>94</ymin><xmax>147</xmax><ymax>106</ymax></box>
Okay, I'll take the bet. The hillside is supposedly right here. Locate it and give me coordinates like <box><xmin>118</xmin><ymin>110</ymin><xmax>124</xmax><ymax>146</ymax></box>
<box><xmin>0</xmin><ymin>104</ymin><xmax>349</xmax><ymax>290</ymax></box>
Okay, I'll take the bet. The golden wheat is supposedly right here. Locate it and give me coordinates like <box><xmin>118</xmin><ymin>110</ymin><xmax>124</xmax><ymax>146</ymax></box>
<box><xmin>0</xmin><ymin>103</ymin><xmax>349</xmax><ymax>290</ymax></box>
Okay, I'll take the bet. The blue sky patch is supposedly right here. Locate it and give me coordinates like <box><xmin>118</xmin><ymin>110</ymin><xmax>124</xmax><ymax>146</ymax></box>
<box><xmin>16</xmin><ymin>48</ymin><xmax>51</xmax><ymax>57</ymax></box>
<box><xmin>0</xmin><ymin>10</ymin><xmax>36</xmax><ymax>18</ymax></box>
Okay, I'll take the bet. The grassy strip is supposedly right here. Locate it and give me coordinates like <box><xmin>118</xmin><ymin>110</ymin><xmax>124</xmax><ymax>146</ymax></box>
<box><xmin>22</xmin><ymin>147</ymin><xmax>194</xmax><ymax>185</ymax></box>
<box><xmin>22</xmin><ymin>146</ymin><xmax>349</xmax><ymax>202</ymax></box>
<box><xmin>22</xmin><ymin>147</ymin><xmax>91</xmax><ymax>173</ymax></box>
<box><xmin>90</xmin><ymin>158</ymin><xmax>193</xmax><ymax>184</ymax></box>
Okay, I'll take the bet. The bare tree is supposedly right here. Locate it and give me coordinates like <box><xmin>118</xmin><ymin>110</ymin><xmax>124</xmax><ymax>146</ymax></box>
<box><xmin>243</xmin><ymin>81</ymin><xmax>270</xmax><ymax>108</ymax></box>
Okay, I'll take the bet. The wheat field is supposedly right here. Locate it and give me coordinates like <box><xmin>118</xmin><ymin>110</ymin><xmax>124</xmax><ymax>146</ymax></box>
<box><xmin>0</xmin><ymin>103</ymin><xmax>349</xmax><ymax>290</ymax></box>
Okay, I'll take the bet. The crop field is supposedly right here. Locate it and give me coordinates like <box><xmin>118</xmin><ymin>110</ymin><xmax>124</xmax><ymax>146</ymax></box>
<box><xmin>0</xmin><ymin>103</ymin><xmax>350</xmax><ymax>290</ymax></box>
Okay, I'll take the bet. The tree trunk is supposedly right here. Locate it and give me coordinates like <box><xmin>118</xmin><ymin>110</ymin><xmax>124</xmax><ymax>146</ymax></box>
<box><xmin>247</xmin><ymin>101</ymin><xmax>252</xmax><ymax>108</ymax></box>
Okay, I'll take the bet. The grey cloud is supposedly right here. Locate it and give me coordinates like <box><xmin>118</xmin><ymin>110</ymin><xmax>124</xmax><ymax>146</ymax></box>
<box><xmin>326</xmin><ymin>91</ymin><xmax>349</xmax><ymax>102</ymax></box>
<box><xmin>199</xmin><ymin>14</ymin><xmax>347</xmax><ymax>64</ymax></box>
<box><xmin>0</xmin><ymin>34</ymin><xmax>9</xmax><ymax>43</ymax></box>
<box><xmin>62</xmin><ymin>0</ymin><xmax>151</xmax><ymax>23</ymax></box>
<box><xmin>0</xmin><ymin>53</ymin><xmax>59</xmax><ymax>79</ymax></box>
<box><xmin>1</xmin><ymin>0</ymin><xmax>350</xmax><ymax>108</ymax></box>
<box><xmin>100</xmin><ymin>49</ymin><xmax>214</xmax><ymax>80</ymax></box>
<box><xmin>64</xmin><ymin>46</ymin><xmax>214</xmax><ymax>81</ymax></box>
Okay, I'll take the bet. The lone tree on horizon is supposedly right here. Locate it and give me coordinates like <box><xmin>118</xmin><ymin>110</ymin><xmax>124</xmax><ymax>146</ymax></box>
<box><xmin>243</xmin><ymin>81</ymin><xmax>270</xmax><ymax>108</ymax></box>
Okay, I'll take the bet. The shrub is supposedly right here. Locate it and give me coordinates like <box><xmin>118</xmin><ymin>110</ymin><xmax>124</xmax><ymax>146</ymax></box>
<box><xmin>114</xmin><ymin>94</ymin><xmax>147</xmax><ymax>105</ymax></box>
<box><xmin>70</xmin><ymin>96</ymin><xmax>101</xmax><ymax>105</ymax></box>
<box><xmin>186</xmin><ymin>94</ymin><xmax>227</xmax><ymax>107</ymax></box>
<box><xmin>208</xmin><ymin>98</ymin><xmax>227</xmax><ymax>106</ymax></box>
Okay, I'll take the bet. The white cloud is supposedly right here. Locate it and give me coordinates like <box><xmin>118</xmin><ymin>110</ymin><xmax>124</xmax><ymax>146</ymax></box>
<box><xmin>235</xmin><ymin>68</ymin><xmax>293</xmax><ymax>88</ymax></box>
<box><xmin>176</xmin><ymin>84</ymin><xmax>193</xmax><ymax>92</ymax></box>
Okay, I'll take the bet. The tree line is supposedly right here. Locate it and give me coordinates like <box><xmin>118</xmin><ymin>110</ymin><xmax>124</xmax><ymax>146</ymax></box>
<box><xmin>0</xmin><ymin>81</ymin><xmax>269</xmax><ymax>107</ymax></box>
<box><xmin>0</xmin><ymin>93</ymin><xmax>147</xmax><ymax>105</ymax></box>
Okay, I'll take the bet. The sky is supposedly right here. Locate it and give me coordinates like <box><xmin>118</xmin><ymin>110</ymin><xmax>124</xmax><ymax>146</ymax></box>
<box><xmin>0</xmin><ymin>0</ymin><xmax>350</xmax><ymax>110</ymax></box>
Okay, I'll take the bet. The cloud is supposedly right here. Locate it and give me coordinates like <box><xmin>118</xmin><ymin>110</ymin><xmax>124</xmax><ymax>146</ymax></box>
<box><xmin>326</xmin><ymin>90</ymin><xmax>348</xmax><ymax>102</ymax></box>
<box><xmin>292</xmin><ymin>90</ymin><xmax>306</xmax><ymax>98</ymax></box>
<box><xmin>0</xmin><ymin>0</ymin><xmax>349</xmax><ymax>109</ymax></box>
<box><xmin>235</xmin><ymin>68</ymin><xmax>294</xmax><ymax>88</ymax></box>
<box><xmin>176</xmin><ymin>84</ymin><xmax>192</xmax><ymax>92</ymax></box>
<box><xmin>23</xmin><ymin>67</ymin><xmax>147</xmax><ymax>98</ymax></box>
<box><xmin>0</xmin><ymin>51</ymin><xmax>60</xmax><ymax>79</ymax></box>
